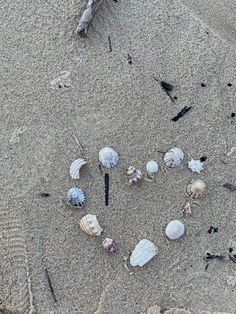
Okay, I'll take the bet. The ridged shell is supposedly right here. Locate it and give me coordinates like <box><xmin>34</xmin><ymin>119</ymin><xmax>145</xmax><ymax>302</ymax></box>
<box><xmin>70</xmin><ymin>158</ymin><xmax>87</xmax><ymax>179</ymax></box>
<box><xmin>102</xmin><ymin>238</ymin><xmax>118</xmax><ymax>253</ymax></box>
<box><xmin>126</xmin><ymin>166</ymin><xmax>142</xmax><ymax>184</ymax></box>
<box><xmin>186</xmin><ymin>179</ymin><xmax>206</xmax><ymax>198</ymax></box>
<box><xmin>99</xmin><ymin>147</ymin><xmax>119</xmax><ymax>168</ymax></box>
<box><xmin>79</xmin><ymin>214</ymin><xmax>103</xmax><ymax>236</ymax></box>
<box><xmin>67</xmin><ymin>187</ymin><xmax>85</xmax><ymax>206</ymax></box>
<box><xmin>164</xmin><ymin>148</ymin><xmax>184</xmax><ymax>167</ymax></box>
<box><xmin>165</xmin><ymin>220</ymin><xmax>185</xmax><ymax>240</ymax></box>
<box><xmin>130</xmin><ymin>239</ymin><xmax>158</xmax><ymax>267</ymax></box>
<box><xmin>188</xmin><ymin>159</ymin><xmax>204</xmax><ymax>173</ymax></box>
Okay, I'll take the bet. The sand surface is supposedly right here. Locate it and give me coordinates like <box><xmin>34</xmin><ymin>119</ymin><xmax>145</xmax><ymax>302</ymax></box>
<box><xmin>0</xmin><ymin>0</ymin><xmax>236</xmax><ymax>313</ymax></box>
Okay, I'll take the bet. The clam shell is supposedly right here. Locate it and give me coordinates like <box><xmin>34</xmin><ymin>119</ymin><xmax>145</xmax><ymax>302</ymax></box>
<box><xmin>67</xmin><ymin>187</ymin><xmax>85</xmax><ymax>206</ymax></box>
<box><xmin>102</xmin><ymin>238</ymin><xmax>118</xmax><ymax>253</ymax></box>
<box><xmin>164</xmin><ymin>148</ymin><xmax>184</xmax><ymax>167</ymax></box>
<box><xmin>188</xmin><ymin>159</ymin><xmax>204</xmax><ymax>174</ymax></box>
<box><xmin>130</xmin><ymin>239</ymin><xmax>157</xmax><ymax>267</ymax></box>
<box><xmin>79</xmin><ymin>214</ymin><xmax>103</xmax><ymax>236</ymax></box>
<box><xmin>146</xmin><ymin>160</ymin><xmax>159</xmax><ymax>173</ymax></box>
<box><xmin>165</xmin><ymin>220</ymin><xmax>185</xmax><ymax>240</ymax></box>
<box><xmin>70</xmin><ymin>158</ymin><xmax>87</xmax><ymax>179</ymax></box>
<box><xmin>186</xmin><ymin>179</ymin><xmax>206</xmax><ymax>198</ymax></box>
<box><xmin>99</xmin><ymin>147</ymin><xmax>119</xmax><ymax>168</ymax></box>
<box><xmin>126</xmin><ymin>166</ymin><xmax>142</xmax><ymax>184</ymax></box>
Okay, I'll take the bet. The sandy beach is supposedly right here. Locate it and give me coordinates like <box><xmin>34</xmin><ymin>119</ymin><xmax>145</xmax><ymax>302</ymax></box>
<box><xmin>0</xmin><ymin>0</ymin><xmax>236</xmax><ymax>313</ymax></box>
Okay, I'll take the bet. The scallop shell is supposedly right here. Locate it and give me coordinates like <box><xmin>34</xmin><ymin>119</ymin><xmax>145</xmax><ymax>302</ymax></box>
<box><xmin>164</xmin><ymin>148</ymin><xmax>184</xmax><ymax>167</ymax></box>
<box><xmin>67</xmin><ymin>187</ymin><xmax>85</xmax><ymax>206</ymax></box>
<box><xmin>102</xmin><ymin>238</ymin><xmax>118</xmax><ymax>253</ymax></box>
<box><xmin>70</xmin><ymin>158</ymin><xmax>87</xmax><ymax>179</ymax></box>
<box><xmin>99</xmin><ymin>147</ymin><xmax>119</xmax><ymax>168</ymax></box>
<box><xmin>165</xmin><ymin>220</ymin><xmax>185</xmax><ymax>240</ymax></box>
<box><xmin>186</xmin><ymin>179</ymin><xmax>206</xmax><ymax>198</ymax></box>
<box><xmin>188</xmin><ymin>159</ymin><xmax>204</xmax><ymax>174</ymax></box>
<box><xmin>130</xmin><ymin>239</ymin><xmax>157</xmax><ymax>267</ymax></box>
<box><xmin>79</xmin><ymin>214</ymin><xmax>103</xmax><ymax>236</ymax></box>
<box><xmin>126</xmin><ymin>166</ymin><xmax>142</xmax><ymax>184</ymax></box>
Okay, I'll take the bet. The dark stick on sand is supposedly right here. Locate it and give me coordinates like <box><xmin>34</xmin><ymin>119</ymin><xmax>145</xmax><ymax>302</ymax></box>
<box><xmin>76</xmin><ymin>0</ymin><xmax>103</xmax><ymax>38</ymax></box>
<box><xmin>108</xmin><ymin>36</ymin><xmax>112</xmax><ymax>52</ymax></box>
<box><xmin>45</xmin><ymin>268</ymin><xmax>57</xmax><ymax>303</ymax></box>
<box><xmin>104</xmin><ymin>173</ymin><xmax>109</xmax><ymax>206</ymax></box>
<box><xmin>171</xmin><ymin>106</ymin><xmax>192</xmax><ymax>122</ymax></box>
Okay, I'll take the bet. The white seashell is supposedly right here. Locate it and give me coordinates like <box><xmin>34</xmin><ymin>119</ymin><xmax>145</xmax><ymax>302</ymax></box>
<box><xmin>146</xmin><ymin>160</ymin><xmax>159</xmax><ymax>181</ymax></box>
<box><xmin>102</xmin><ymin>238</ymin><xmax>118</xmax><ymax>253</ymax></box>
<box><xmin>70</xmin><ymin>158</ymin><xmax>87</xmax><ymax>179</ymax></box>
<box><xmin>130</xmin><ymin>239</ymin><xmax>158</xmax><ymax>267</ymax></box>
<box><xmin>186</xmin><ymin>179</ymin><xmax>206</xmax><ymax>198</ymax></box>
<box><xmin>164</xmin><ymin>148</ymin><xmax>184</xmax><ymax>168</ymax></box>
<box><xmin>165</xmin><ymin>220</ymin><xmax>185</xmax><ymax>240</ymax></box>
<box><xmin>67</xmin><ymin>187</ymin><xmax>86</xmax><ymax>206</ymax></box>
<box><xmin>79</xmin><ymin>214</ymin><xmax>103</xmax><ymax>236</ymax></box>
<box><xmin>126</xmin><ymin>166</ymin><xmax>142</xmax><ymax>184</ymax></box>
<box><xmin>188</xmin><ymin>159</ymin><xmax>204</xmax><ymax>173</ymax></box>
<box><xmin>99</xmin><ymin>147</ymin><xmax>119</xmax><ymax>168</ymax></box>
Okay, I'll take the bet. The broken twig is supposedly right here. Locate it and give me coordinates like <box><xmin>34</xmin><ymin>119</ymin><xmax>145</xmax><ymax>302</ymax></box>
<box><xmin>223</xmin><ymin>183</ymin><xmax>236</xmax><ymax>192</ymax></box>
<box><xmin>45</xmin><ymin>268</ymin><xmax>57</xmax><ymax>303</ymax></box>
<box><xmin>108</xmin><ymin>36</ymin><xmax>112</xmax><ymax>52</ymax></box>
<box><xmin>171</xmin><ymin>106</ymin><xmax>192</xmax><ymax>122</ymax></box>
<box><xmin>76</xmin><ymin>0</ymin><xmax>103</xmax><ymax>38</ymax></box>
<box><xmin>104</xmin><ymin>173</ymin><xmax>109</xmax><ymax>206</ymax></box>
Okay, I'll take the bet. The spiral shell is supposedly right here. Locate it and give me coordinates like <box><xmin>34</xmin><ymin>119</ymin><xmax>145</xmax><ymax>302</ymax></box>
<box><xmin>130</xmin><ymin>239</ymin><xmax>158</xmax><ymax>267</ymax></box>
<box><xmin>70</xmin><ymin>158</ymin><xmax>87</xmax><ymax>179</ymax></box>
<box><xmin>67</xmin><ymin>187</ymin><xmax>85</xmax><ymax>206</ymax></box>
<box><xmin>102</xmin><ymin>238</ymin><xmax>118</xmax><ymax>253</ymax></box>
<box><xmin>164</xmin><ymin>148</ymin><xmax>184</xmax><ymax>167</ymax></box>
<box><xmin>188</xmin><ymin>159</ymin><xmax>204</xmax><ymax>174</ymax></box>
<box><xmin>79</xmin><ymin>214</ymin><xmax>103</xmax><ymax>236</ymax></box>
<box><xmin>99</xmin><ymin>147</ymin><xmax>119</xmax><ymax>168</ymax></box>
<box><xmin>126</xmin><ymin>166</ymin><xmax>142</xmax><ymax>184</ymax></box>
<box><xmin>186</xmin><ymin>179</ymin><xmax>206</xmax><ymax>198</ymax></box>
<box><xmin>165</xmin><ymin>220</ymin><xmax>185</xmax><ymax>240</ymax></box>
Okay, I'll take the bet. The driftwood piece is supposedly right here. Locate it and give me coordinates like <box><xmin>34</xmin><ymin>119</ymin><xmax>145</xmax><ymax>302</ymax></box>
<box><xmin>76</xmin><ymin>0</ymin><xmax>103</xmax><ymax>38</ymax></box>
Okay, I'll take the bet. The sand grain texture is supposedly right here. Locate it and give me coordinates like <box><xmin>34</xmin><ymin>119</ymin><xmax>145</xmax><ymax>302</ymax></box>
<box><xmin>0</xmin><ymin>0</ymin><xmax>236</xmax><ymax>313</ymax></box>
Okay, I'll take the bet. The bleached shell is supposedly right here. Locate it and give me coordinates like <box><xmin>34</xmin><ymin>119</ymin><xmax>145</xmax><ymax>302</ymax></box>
<box><xmin>70</xmin><ymin>158</ymin><xmax>87</xmax><ymax>179</ymax></box>
<box><xmin>126</xmin><ymin>166</ymin><xmax>142</xmax><ymax>184</ymax></box>
<box><xmin>102</xmin><ymin>238</ymin><xmax>118</xmax><ymax>253</ymax></box>
<box><xmin>165</xmin><ymin>220</ymin><xmax>185</xmax><ymax>240</ymax></box>
<box><xmin>99</xmin><ymin>147</ymin><xmax>119</xmax><ymax>168</ymax></box>
<box><xmin>67</xmin><ymin>187</ymin><xmax>86</xmax><ymax>206</ymax></box>
<box><xmin>146</xmin><ymin>160</ymin><xmax>159</xmax><ymax>173</ymax></box>
<box><xmin>80</xmin><ymin>214</ymin><xmax>103</xmax><ymax>236</ymax></box>
<box><xmin>130</xmin><ymin>239</ymin><xmax>158</xmax><ymax>267</ymax></box>
<box><xmin>164</xmin><ymin>148</ymin><xmax>184</xmax><ymax>167</ymax></box>
<box><xmin>186</xmin><ymin>179</ymin><xmax>206</xmax><ymax>198</ymax></box>
<box><xmin>188</xmin><ymin>159</ymin><xmax>204</xmax><ymax>174</ymax></box>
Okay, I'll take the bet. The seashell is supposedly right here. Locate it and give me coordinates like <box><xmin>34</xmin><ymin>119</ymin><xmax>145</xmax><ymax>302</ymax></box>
<box><xmin>188</xmin><ymin>159</ymin><xmax>204</xmax><ymax>173</ymax></box>
<box><xmin>99</xmin><ymin>147</ymin><xmax>119</xmax><ymax>168</ymax></box>
<box><xmin>70</xmin><ymin>158</ymin><xmax>87</xmax><ymax>179</ymax></box>
<box><xmin>126</xmin><ymin>166</ymin><xmax>142</xmax><ymax>184</ymax></box>
<box><xmin>79</xmin><ymin>214</ymin><xmax>103</xmax><ymax>236</ymax></box>
<box><xmin>165</xmin><ymin>220</ymin><xmax>185</xmax><ymax>240</ymax></box>
<box><xmin>146</xmin><ymin>160</ymin><xmax>159</xmax><ymax>181</ymax></box>
<box><xmin>164</xmin><ymin>148</ymin><xmax>184</xmax><ymax>168</ymax></box>
<box><xmin>102</xmin><ymin>238</ymin><xmax>118</xmax><ymax>253</ymax></box>
<box><xmin>181</xmin><ymin>202</ymin><xmax>192</xmax><ymax>217</ymax></box>
<box><xmin>130</xmin><ymin>239</ymin><xmax>158</xmax><ymax>267</ymax></box>
<box><xmin>67</xmin><ymin>187</ymin><xmax>85</xmax><ymax>206</ymax></box>
<box><xmin>186</xmin><ymin>179</ymin><xmax>206</xmax><ymax>198</ymax></box>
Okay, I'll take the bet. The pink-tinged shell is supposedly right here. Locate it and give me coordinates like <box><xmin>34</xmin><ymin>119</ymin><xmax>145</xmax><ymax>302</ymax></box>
<box><xmin>102</xmin><ymin>238</ymin><xmax>118</xmax><ymax>253</ymax></box>
<box><xmin>126</xmin><ymin>166</ymin><xmax>142</xmax><ymax>184</ymax></box>
<box><xmin>79</xmin><ymin>214</ymin><xmax>103</xmax><ymax>236</ymax></box>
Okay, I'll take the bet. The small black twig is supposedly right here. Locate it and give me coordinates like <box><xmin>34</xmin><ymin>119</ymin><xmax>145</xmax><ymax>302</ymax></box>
<box><xmin>207</xmin><ymin>226</ymin><xmax>218</xmax><ymax>234</ymax></box>
<box><xmin>223</xmin><ymin>183</ymin><xmax>236</xmax><ymax>192</ymax></box>
<box><xmin>154</xmin><ymin>77</ymin><xmax>175</xmax><ymax>102</ymax></box>
<box><xmin>171</xmin><ymin>106</ymin><xmax>192</xmax><ymax>122</ymax></box>
<box><xmin>204</xmin><ymin>253</ymin><xmax>226</xmax><ymax>262</ymax></box>
<box><xmin>99</xmin><ymin>164</ymin><xmax>103</xmax><ymax>175</ymax></box>
<box><xmin>205</xmin><ymin>263</ymin><xmax>209</xmax><ymax>271</ymax></box>
<box><xmin>200</xmin><ymin>156</ymin><xmax>207</xmax><ymax>162</ymax></box>
<box><xmin>127</xmin><ymin>54</ymin><xmax>132</xmax><ymax>65</ymax></box>
<box><xmin>108</xmin><ymin>36</ymin><xmax>112</xmax><ymax>52</ymax></box>
<box><xmin>104</xmin><ymin>173</ymin><xmax>109</xmax><ymax>206</ymax></box>
<box><xmin>40</xmin><ymin>193</ymin><xmax>50</xmax><ymax>198</ymax></box>
<box><xmin>45</xmin><ymin>268</ymin><xmax>57</xmax><ymax>303</ymax></box>
<box><xmin>228</xmin><ymin>254</ymin><xmax>236</xmax><ymax>264</ymax></box>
